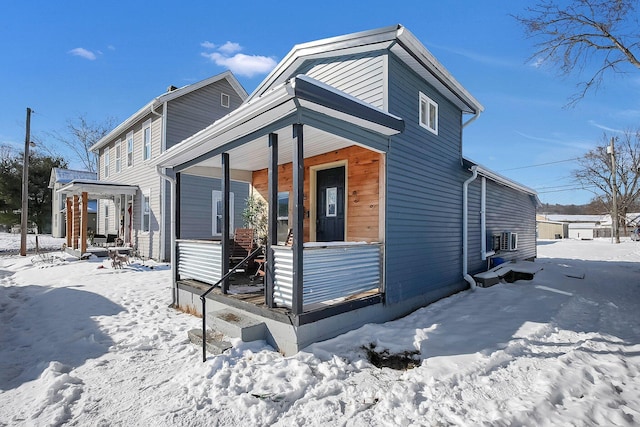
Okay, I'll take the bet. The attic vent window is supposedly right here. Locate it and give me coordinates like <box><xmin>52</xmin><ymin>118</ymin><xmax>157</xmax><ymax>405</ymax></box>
<box><xmin>221</xmin><ymin>93</ymin><xmax>230</xmax><ymax>108</ymax></box>
<box><xmin>419</xmin><ymin>92</ymin><xmax>438</xmax><ymax>135</ymax></box>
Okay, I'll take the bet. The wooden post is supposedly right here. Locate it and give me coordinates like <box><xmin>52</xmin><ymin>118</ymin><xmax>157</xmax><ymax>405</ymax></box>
<box><xmin>80</xmin><ymin>192</ymin><xmax>88</xmax><ymax>254</ymax></box>
<box><xmin>266</xmin><ymin>133</ymin><xmax>278</xmax><ymax>308</ymax></box>
<box><xmin>221</xmin><ymin>153</ymin><xmax>230</xmax><ymax>294</ymax></box>
<box><xmin>65</xmin><ymin>197</ymin><xmax>72</xmax><ymax>248</ymax></box>
<box><xmin>292</xmin><ymin>124</ymin><xmax>304</xmax><ymax>315</ymax></box>
<box><xmin>72</xmin><ymin>195</ymin><xmax>80</xmax><ymax>249</ymax></box>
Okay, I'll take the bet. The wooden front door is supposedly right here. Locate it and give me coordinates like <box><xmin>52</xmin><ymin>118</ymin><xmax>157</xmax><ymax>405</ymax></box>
<box><xmin>316</xmin><ymin>166</ymin><xmax>345</xmax><ymax>242</ymax></box>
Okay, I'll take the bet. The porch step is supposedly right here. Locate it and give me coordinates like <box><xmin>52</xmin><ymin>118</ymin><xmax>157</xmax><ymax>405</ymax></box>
<box><xmin>187</xmin><ymin>328</ymin><xmax>232</xmax><ymax>355</ymax></box>
<box><xmin>207</xmin><ymin>309</ymin><xmax>266</xmax><ymax>343</ymax></box>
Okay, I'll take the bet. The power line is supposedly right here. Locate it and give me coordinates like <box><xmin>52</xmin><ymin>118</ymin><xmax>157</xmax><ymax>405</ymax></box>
<box><xmin>498</xmin><ymin>157</ymin><xmax>581</xmax><ymax>172</ymax></box>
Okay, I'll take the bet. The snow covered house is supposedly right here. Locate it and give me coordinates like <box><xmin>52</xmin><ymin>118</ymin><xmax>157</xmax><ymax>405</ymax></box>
<box><xmin>154</xmin><ymin>25</ymin><xmax>539</xmax><ymax>355</ymax></box>
<box><xmin>48</xmin><ymin>168</ymin><xmax>97</xmax><ymax>238</ymax></box>
<box><xmin>58</xmin><ymin>72</ymin><xmax>249</xmax><ymax>259</ymax></box>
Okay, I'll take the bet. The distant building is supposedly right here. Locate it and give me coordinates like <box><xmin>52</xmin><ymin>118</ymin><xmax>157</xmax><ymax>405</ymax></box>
<box><xmin>48</xmin><ymin>168</ymin><xmax>97</xmax><ymax>238</ymax></box>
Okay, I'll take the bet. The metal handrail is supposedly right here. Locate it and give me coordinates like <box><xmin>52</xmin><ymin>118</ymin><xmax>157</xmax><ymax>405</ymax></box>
<box><xmin>199</xmin><ymin>246</ymin><xmax>263</xmax><ymax>362</ymax></box>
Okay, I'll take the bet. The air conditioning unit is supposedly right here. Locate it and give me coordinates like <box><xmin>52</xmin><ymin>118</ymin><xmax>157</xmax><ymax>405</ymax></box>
<box><xmin>500</xmin><ymin>232</ymin><xmax>518</xmax><ymax>251</ymax></box>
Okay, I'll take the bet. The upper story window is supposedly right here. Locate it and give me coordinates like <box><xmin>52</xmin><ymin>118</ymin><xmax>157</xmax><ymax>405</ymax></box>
<box><xmin>104</xmin><ymin>148</ymin><xmax>110</xmax><ymax>178</ymax></box>
<box><xmin>142</xmin><ymin>120</ymin><xmax>152</xmax><ymax>161</ymax></box>
<box><xmin>115</xmin><ymin>142</ymin><xmax>121</xmax><ymax>173</ymax></box>
<box><xmin>221</xmin><ymin>92</ymin><xmax>230</xmax><ymax>108</ymax></box>
<box><xmin>126</xmin><ymin>132</ymin><xmax>134</xmax><ymax>167</ymax></box>
<box><xmin>419</xmin><ymin>92</ymin><xmax>438</xmax><ymax>135</ymax></box>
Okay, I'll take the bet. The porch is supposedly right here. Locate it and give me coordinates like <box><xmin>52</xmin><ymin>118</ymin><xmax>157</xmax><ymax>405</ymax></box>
<box><xmin>175</xmin><ymin>239</ymin><xmax>383</xmax><ymax>314</ymax></box>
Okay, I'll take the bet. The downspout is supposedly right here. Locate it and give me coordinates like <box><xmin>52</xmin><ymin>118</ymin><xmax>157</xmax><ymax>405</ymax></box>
<box><xmin>157</xmin><ymin>165</ymin><xmax>177</xmax><ymax>306</ymax></box>
<box><xmin>463</xmin><ymin>166</ymin><xmax>478</xmax><ymax>290</ymax></box>
<box><xmin>462</xmin><ymin>110</ymin><xmax>481</xmax><ymax>128</ymax></box>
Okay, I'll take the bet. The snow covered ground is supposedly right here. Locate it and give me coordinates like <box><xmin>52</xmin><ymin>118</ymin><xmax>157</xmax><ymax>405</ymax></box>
<box><xmin>1</xmin><ymin>233</ymin><xmax>639</xmax><ymax>426</ymax></box>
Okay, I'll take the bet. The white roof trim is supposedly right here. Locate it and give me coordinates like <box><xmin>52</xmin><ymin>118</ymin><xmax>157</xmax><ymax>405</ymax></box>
<box><xmin>90</xmin><ymin>71</ymin><xmax>247</xmax><ymax>152</ymax></box>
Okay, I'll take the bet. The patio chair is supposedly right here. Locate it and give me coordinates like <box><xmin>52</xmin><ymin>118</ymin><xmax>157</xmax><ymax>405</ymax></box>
<box><xmin>251</xmin><ymin>229</ymin><xmax>293</xmax><ymax>281</ymax></box>
<box><xmin>230</xmin><ymin>228</ymin><xmax>255</xmax><ymax>270</ymax></box>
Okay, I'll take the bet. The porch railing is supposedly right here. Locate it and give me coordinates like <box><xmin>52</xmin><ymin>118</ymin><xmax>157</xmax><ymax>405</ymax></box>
<box><xmin>177</xmin><ymin>239</ymin><xmax>222</xmax><ymax>285</ymax></box>
<box><xmin>272</xmin><ymin>242</ymin><xmax>382</xmax><ymax>308</ymax></box>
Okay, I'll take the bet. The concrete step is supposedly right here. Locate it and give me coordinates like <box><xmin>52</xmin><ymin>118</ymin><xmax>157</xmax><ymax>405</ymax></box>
<box><xmin>187</xmin><ymin>328</ymin><xmax>232</xmax><ymax>355</ymax></box>
<box><xmin>207</xmin><ymin>309</ymin><xmax>266</xmax><ymax>343</ymax></box>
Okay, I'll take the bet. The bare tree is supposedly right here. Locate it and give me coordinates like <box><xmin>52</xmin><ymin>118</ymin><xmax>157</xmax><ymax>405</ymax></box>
<box><xmin>515</xmin><ymin>0</ymin><xmax>640</xmax><ymax>105</ymax></box>
<box><xmin>574</xmin><ymin>130</ymin><xmax>640</xmax><ymax>241</ymax></box>
<box><xmin>46</xmin><ymin>115</ymin><xmax>117</xmax><ymax>172</ymax></box>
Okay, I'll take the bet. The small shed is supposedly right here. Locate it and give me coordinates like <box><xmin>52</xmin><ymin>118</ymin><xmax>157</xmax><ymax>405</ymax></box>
<box><xmin>568</xmin><ymin>223</ymin><xmax>595</xmax><ymax>240</ymax></box>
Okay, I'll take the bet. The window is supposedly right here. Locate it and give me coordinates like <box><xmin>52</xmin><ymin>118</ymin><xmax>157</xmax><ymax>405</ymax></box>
<box><xmin>143</xmin><ymin>120</ymin><xmax>152</xmax><ymax>161</ymax></box>
<box><xmin>326</xmin><ymin>187</ymin><xmax>337</xmax><ymax>217</ymax></box>
<box><xmin>277</xmin><ymin>191</ymin><xmax>290</xmax><ymax>243</ymax></box>
<box><xmin>221</xmin><ymin>92</ymin><xmax>230</xmax><ymax>108</ymax></box>
<box><xmin>126</xmin><ymin>131</ymin><xmax>134</xmax><ymax>167</ymax></box>
<box><xmin>115</xmin><ymin>143</ymin><xmax>121</xmax><ymax>173</ymax></box>
<box><xmin>212</xmin><ymin>190</ymin><xmax>234</xmax><ymax>236</ymax></box>
<box><xmin>104</xmin><ymin>204</ymin><xmax>109</xmax><ymax>232</ymax></box>
<box><xmin>419</xmin><ymin>92</ymin><xmax>438</xmax><ymax>135</ymax></box>
<box><xmin>142</xmin><ymin>191</ymin><xmax>151</xmax><ymax>232</ymax></box>
<box><xmin>104</xmin><ymin>149</ymin><xmax>110</xmax><ymax>178</ymax></box>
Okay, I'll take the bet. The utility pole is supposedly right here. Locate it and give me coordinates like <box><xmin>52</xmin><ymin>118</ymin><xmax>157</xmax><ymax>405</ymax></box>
<box><xmin>607</xmin><ymin>136</ymin><xmax>619</xmax><ymax>244</ymax></box>
<box><xmin>20</xmin><ymin>107</ymin><xmax>32</xmax><ymax>256</ymax></box>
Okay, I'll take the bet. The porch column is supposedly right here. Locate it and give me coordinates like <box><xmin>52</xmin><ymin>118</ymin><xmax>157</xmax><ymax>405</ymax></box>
<box><xmin>292</xmin><ymin>124</ymin><xmax>304</xmax><ymax>315</ymax></box>
<box><xmin>65</xmin><ymin>197</ymin><xmax>72</xmax><ymax>248</ymax></box>
<box><xmin>174</xmin><ymin>172</ymin><xmax>181</xmax><ymax>285</ymax></box>
<box><xmin>72</xmin><ymin>195</ymin><xmax>80</xmax><ymax>250</ymax></box>
<box><xmin>266</xmin><ymin>133</ymin><xmax>278</xmax><ymax>308</ymax></box>
<box><xmin>80</xmin><ymin>192</ymin><xmax>88</xmax><ymax>254</ymax></box>
<box><xmin>221</xmin><ymin>152</ymin><xmax>231</xmax><ymax>294</ymax></box>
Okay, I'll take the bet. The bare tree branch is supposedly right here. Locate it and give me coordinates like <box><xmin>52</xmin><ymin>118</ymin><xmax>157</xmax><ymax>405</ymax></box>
<box><xmin>514</xmin><ymin>0</ymin><xmax>640</xmax><ymax>106</ymax></box>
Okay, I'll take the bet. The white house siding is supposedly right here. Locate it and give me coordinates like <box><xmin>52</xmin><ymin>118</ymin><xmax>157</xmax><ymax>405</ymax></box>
<box><xmin>384</xmin><ymin>53</ymin><xmax>467</xmax><ymax>304</ymax></box>
<box><xmin>303</xmin><ymin>53</ymin><xmax>385</xmax><ymax>109</ymax></box>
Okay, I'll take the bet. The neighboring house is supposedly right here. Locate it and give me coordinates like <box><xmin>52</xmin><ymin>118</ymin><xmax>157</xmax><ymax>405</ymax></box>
<box><xmin>59</xmin><ymin>72</ymin><xmax>250</xmax><ymax>260</ymax></box>
<box><xmin>48</xmin><ymin>168</ymin><xmax>98</xmax><ymax>238</ymax></box>
<box><xmin>154</xmin><ymin>25</ymin><xmax>539</xmax><ymax>355</ymax></box>
<box><xmin>543</xmin><ymin>214</ymin><xmax>611</xmax><ymax>239</ymax></box>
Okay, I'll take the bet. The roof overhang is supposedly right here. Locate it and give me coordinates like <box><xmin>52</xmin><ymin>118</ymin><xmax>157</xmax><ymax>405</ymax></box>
<box><xmin>249</xmin><ymin>24</ymin><xmax>483</xmax><ymax>115</ymax></box>
<box><xmin>463</xmin><ymin>157</ymin><xmax>540</xmax><ymax>205</ymax></box>
<box><xmin>154</xmin><ymin>75</ymin><xmax>404</xmax><ymax>172</ymax></box>
<box><xmin>90</xmin><ymin>71</ymin><xmax>248</xmax><ymax>152</ymax></box>
<box><xmin>57</xmin><ymin>179</ymin><xmax>139</xmax><ymax>199</ymax></box>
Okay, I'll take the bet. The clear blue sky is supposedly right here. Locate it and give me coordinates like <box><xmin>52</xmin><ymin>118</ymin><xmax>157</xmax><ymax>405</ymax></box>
<box><xmin>2</xmin><ymin>1</ymin><xmax>638</xmax><ymax>206</ymax></box>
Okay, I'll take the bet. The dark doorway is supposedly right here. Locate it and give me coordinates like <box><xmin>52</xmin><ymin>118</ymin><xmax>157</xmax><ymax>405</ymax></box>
<box><xmin>316</xmin><ymin>166</ymin><xmax>345</xmax><ymax>242</ymax></box>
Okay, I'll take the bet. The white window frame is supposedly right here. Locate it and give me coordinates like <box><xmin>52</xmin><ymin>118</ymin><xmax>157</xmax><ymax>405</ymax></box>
<box><xmin>212</xmin><ymin>190</ymin><xmax>234</xmax><ymax>236</ymax></box>
<box><xmin>115</xmin><ymin>142</ymin><xmax>121</xmax><ymax>173</ymax></box>
<box><xmin>126</xmin><ymin>131</ymin><xmax>134</xmax><ymax>167</ymax></box>
<box><xmin>221</xmin><ymin>92</ymin><xmax>230</xmax><ymax>108</ymax></box>
<box><xmin>143</xmin><ymin>120</ymin><xmax>152</xmax><ymax>161</ymax></box>
<box><xmin>141</xmin><ymin>190</ymin><xmax>151</xmax><ymax>233</ymax></box>
<box><xmin>419</xmin><ymin>92</ymin><xmax>438</xmax><ymax>135</ymax></box>
<box><xmin>104</xmin><ymin>149</ymin><xmax>110</xmax><ymax>178</ymax></box>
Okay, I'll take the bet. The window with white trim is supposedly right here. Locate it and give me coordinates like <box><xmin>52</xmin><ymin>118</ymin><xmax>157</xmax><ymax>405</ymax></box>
<box><xmin>115</xmin><ymin>142</ymin><xmax>121</xmax><ymax>173</ymax></box>
<box><xmin>142</xmin><ymin>190</ymin><xmax>151</xmax><ymax>232</ymax></box>
<box><xmin>126</xmin><ymin>131</ymin><xmax>134</xmax><ymax>167</ymax></box>
<box><xmin>221</xmin><ymin>92</ymin><xmax>230</xmax><ymax>108</ymax></box>
<box><xmin>104</xmin><ymin>149</ymin><xmax>110</xmax><ymax>178</ymax></box>
<box><xmin>419</xmin><ymin>92</ymin><xmax>438</xmax><ymax>135</ymax></box>
<box><xmin>212</xmin><ymin>190</ymin><xmax>234</xmax><ymax>236</ymax></box>
<box><xmin>143</xmin><ymin>120</ymin><xmax>152</xmax><ymax>161</ymax></box>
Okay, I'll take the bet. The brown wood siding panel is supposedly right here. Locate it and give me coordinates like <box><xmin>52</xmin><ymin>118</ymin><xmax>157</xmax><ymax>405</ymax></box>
<box><xmin>252</xmin><ymin>146</ymin><xmax>382</xmax><ymax>242</ymax></box>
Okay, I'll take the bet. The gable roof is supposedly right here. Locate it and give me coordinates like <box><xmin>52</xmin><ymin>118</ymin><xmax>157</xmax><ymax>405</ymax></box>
<box><xmin>249</xmin><ymin>24</ymin><xmax>483</xmax><ymax>115</ymax></box>
<box><xmin>48</xmin><ymin>168</ymin><xmax>97</xmax><ymax>188</ymax></box>
<box><xmin>463</xmin><ymin>157</ymin><xmax>538</xmax><ymax>200</ymax></box>
<box><xmin>90</xmin><ymin>71</ymin><xmax>248</xmax><ymax>152</ymax></box>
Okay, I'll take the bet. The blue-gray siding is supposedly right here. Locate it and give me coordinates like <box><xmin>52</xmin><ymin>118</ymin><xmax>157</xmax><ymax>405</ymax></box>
<box><xmin>166</xmin><ymin>79</ymin><xmax>244</xmax><ymax>150</ymax></box>
<box><xmin>178</xmin><ymin>174</ymin><xmax>249</xmax><ymax>240</ymax></box>
<box><xmin>384</xmin><ymin>53</ymin><xmax>467</xmax><ymax>304</ymax></box>
<box><xmin>466</xmin><ymin>178</ymin><xmax>537</xmax><ymax>274</ymax></box>
<box><xmin>300</xmin><ymin>52</ymin><xmax>386</xmax><ymax>109</ymax></box>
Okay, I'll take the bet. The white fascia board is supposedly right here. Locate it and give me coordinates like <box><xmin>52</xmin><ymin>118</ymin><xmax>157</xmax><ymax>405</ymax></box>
<box><xmin>155</xmin><ymin>83</ymin><xmax>295</xmax><ymax>168</ymax></box>
<box><xmin>395</xmin><ymin>27</ymin><xmax>484</xmax><ymax>114</ymax></box>
<box><xmin>90</xmin><ymin>71</ymin><xmax>248</xmax><ymax>152</ymax></box>
<box><xmin>248</xmin><ymin>25</ymin><xmax>401</xmax><ymax>101</ymax></box>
